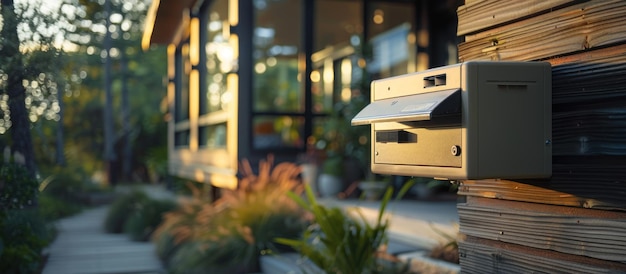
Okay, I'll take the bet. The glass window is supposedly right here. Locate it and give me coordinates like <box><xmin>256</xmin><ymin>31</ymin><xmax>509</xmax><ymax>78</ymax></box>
<box><xmin>202</xmin><ymin>0</ymin><xmax>234</xmax><ymax>115</ymax></box>
<box><xmin>253</xmin><ymin>116</ymin><xmax>304</xmax><ymax>149</ymax></box>
<box><xmin>311</xmin><ymin>0</ymin><xmax>364</xmax><ymax>150</ymax></box>
<box><xmin>199</xmin><ymin>123</ymin><xmax>227</xmax><ymax>148</ymax></box>
<box><xmin>253</xmin><ymin>58</ymin><xmax>300</xmax><ymax>112</ymax></box>
<box><xmin>175</xmin><ymin>42</ymin><xmax>190</xmax><ymax>122</ymax></box>
<box><xmin>175</xmin><ymin>130</ymin><xmax>190</xmax><ymax>147</ymax></box>
<box><xmin>252</xmin><ymin>0</ymin><xmax>304</xmax><ymax>150</ymax></box>
<box><xmin>312</xmin><ymin>0</ymin><xmax>363</xmax><ymax>114</ymax></box>
<box><xmin>253</xmin><ymin>0</ymin><xmax>302</xmax><ymax>113</ymax></box>
<box><xmin>366</xmin><ymin>2</ymin><xmax>416</xmax><ymax>78</ymax></box>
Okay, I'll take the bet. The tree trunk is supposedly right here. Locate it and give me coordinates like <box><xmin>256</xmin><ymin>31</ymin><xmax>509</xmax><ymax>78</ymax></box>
<box><xmin>56</xmin><ymin>77</ymin><xmax>66</xmax><ymax>166</ymax></box>
<box><xmin>0</xmin><ymin>0</ymin><xmax>37</xmax><ymax>176</ymax></box>
<box><xmin>103</xmin><ymin>0</ymin><xmax>117</xmax><ymax>184</ymax></box>
<box><xmin>121</xmin><ymin>55</ymin><xmax>132</xmax><ymax>180</ymax></box>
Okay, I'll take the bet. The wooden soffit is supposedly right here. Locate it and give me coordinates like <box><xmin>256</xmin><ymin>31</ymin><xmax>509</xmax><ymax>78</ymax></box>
<box><xmin>142</xmin><ymin>0</ymin><xmax>199</xmax><ymax>50</ymax></box>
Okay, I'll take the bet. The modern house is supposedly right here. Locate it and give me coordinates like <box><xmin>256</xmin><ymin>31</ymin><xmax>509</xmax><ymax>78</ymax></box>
<box><xmin>143</xmin><ymin>0</ymin><xmax>626</xmax><ymax>272</ymax></box>
<box><xmin>142</xmin><ymin>0</ymin><xmax>460</xmax><ymax>190</ymax></box>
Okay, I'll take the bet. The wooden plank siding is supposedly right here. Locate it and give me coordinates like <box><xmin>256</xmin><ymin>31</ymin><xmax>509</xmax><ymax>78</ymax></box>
<box><xmin>456</xmin><ymin>0</ymin><xmax>626</xmax><ymax>272</ymax></box>
<box><xmin>459</xmin><ymin>236</ymin><xmax>626</xmax><ymax>273</ymax></box>
<box><xmin>457</xmin><ymin>0</ymin><xmax>583</xmax><ymax>36</ymax></box>
<box><xmin>459</xmin><ymin>197</ymin><xmax>626</xmax><ymax>263</ymax></box>
<box><xmin>458</xmin><ymin>1</ymin><xmax>626</xmax><ymax>62</ymax></box>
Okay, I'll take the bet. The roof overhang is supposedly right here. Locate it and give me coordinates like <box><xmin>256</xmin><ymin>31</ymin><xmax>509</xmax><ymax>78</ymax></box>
<box><xmin>142</xmin><ymin>0</ymin><xmax>199</xmax><ymax>50</ymax></box>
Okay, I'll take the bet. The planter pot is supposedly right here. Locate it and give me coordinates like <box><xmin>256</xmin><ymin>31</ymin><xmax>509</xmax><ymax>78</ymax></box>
<box><xmin>300</xmin><ymin>163</ymin><xmax>319</xmax><ymax>196</ymax></box>
<box><xmin>358</xmin><ymin>181</ymin><xmax>389</xmax><ymax>200</ymax></box>
<box><xmin>411</xmin><ymin>183</ymin><xmax>434</xmax><ymax>200</ymax></box>
<box><xmin>318</xmin><ymin>174</ymin><xmax>343</xmax><ymax>197</ymax></box>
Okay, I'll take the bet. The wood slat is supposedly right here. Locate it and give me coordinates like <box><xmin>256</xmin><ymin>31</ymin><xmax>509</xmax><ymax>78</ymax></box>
<box><xmin>456</xmin><ymin>1</ymin><xmax>626</xmax><ymax>272</ymax></box>
<box><xmin>553</xmin><ymin>108</ymin><xmax>626</xmax><ymax>156</ymax></box>
<box><xmin>549</xmin><ymin>45</ymin><xmax>626</xmax><ymax>156</ymax></box>
<box><xmin>457</xmin><ymin>0</ymin><xmax>584</xmax><ymax>36</ymax></box>
<box><xmin>460</xmin><ymin>155</ymin><xmax>626</xmax><ymax>210</ymax></box>
<box><xmin>459</xmin><ymin>236</ymin><xmax>626</xmax><ymax>273</ymax></box>
<box><xmin>458</xmin><ymin>197</ymin><xmax>626</xmax><ymax>263</ymax></box>
<box><xmin>549</xmin><ymin>43</ymin><xmax>626</xmax><ymax>105</ymax></box>
<box><xmin>458</xmin><ymin>1</ymin><xmax>626</xmax><ymax>62</ymax></box>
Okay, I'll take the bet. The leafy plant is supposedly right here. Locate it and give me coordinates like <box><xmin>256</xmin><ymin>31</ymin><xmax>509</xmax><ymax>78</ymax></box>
<box><xmin>276</xmin><ymin>182</ymin><xmax>416</xmax><ymax>274</ymax></box>
<box><xmin>428</xmin><ymin>223</ymin><xmax>459</xmax><ymax>264</ymax></box>
<box><xmin>0</xmin><ymin>209</ymin><xmax>54</xmax><ymax>273</ymax></box>
<box><xmin>152</xmin><ymin>156</ymin><xmax>309</xmax><ymax>273</ymax></box>
<box><xmin>0</xmin><ymin>160</ymin><xmax>55</xmax><ymax>272</ymax></box>
<box><xmin>38</xmin><ymin>193</ymin><xmax>83</xmax><ymax>221</ymax></box>
<box><xmin>321</xmin><ymin>154</ymin><xmax>344</xmax><ymax>177</ymax></box>
<box><xmin>0</xmin><ymin>163</ymin><xmax>39</xmax><ymax>210</ymax></box>
<box><xmin>104</xmin><ymin>190</ymin><xmax>149</xmax><ymax>233</ymax></box>
<box><xmin>123</xmin><ymin>198</ymin><xmax>177</xmax><ymax>241</ymax></box>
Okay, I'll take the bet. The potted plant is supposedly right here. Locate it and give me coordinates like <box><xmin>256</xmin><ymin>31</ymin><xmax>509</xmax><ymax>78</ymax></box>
<box><xmin>315</xmin><ymin>98</ymin><xmax>370</xmax><ymax>197</ymax></box>
<box><xmin>409</xmin><ymin>177</ymin><xmax>454</xmax><ymax>200</ymax></box>
<box><xmin>275</xmin><ymin>183</ymin><xmax>416</xmax><ymax>273</ymax></box>
<box><xmin>317</xmin><ymin>154</ymin><xmax>344</xmax><ymax>197</ymax></box>
<box><xmin>358</xmin><ymin>174</ymin><xmax>391</xmax><ymax>200</ymax></box>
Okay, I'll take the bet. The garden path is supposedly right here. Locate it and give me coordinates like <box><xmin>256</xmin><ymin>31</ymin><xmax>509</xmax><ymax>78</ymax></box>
<box><xmin>42</xmin><ymin>186</ymin><xmax>172</xmax><ymax>274</ymax></box>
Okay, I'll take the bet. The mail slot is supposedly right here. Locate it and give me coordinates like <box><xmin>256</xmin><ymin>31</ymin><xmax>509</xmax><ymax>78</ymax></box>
<box><xmin>352</xmin><ymin>61</ymin><xmax>552</xmax><ymax>180</ymax></box>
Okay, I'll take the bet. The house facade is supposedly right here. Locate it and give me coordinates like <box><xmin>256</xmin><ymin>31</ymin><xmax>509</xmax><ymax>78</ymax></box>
<box><xmin>142</xmin><ymin>0</ymin><xmax>460</xmax><ymax>189</ymax></box>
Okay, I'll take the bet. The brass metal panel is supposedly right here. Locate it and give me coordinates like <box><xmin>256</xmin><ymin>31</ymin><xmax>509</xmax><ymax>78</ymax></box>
<box><xmin>373</xmin><ymin>127</ymin><xmax>462</xmax><ymax>167</ymax></box>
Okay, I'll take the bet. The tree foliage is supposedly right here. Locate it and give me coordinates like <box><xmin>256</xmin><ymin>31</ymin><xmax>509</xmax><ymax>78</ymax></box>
<box><xmin>1</xmin><ymin>0</ymin><xmax>167</xmax><ymax>183</ymax></box>
<box><xmin>59</xmin><ymin>0</ymin><xmax>167</xmax><ymax>182</ymax></box>
<box><xmin>0</xmin><ymin>0</ymin><xmax>72</xmax><ymax>175</ymax></box>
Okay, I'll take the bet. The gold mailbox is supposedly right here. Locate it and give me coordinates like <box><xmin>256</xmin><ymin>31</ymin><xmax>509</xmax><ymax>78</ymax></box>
<box><xmin>352</xmin><ymin>61</ymin><xmax>552</xmax><ymax>180</ymax></box>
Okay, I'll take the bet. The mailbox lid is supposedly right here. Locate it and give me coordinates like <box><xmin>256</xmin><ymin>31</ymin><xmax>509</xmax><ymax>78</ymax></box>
<box><xmin>351</xmin><ymin>88</ymin><xmax>461</xmax><ymax>126</ymax></box>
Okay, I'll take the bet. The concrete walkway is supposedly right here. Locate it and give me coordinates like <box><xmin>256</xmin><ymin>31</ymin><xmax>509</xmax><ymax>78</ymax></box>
<box><xmin>43</xmin><ymin>201</ymin><xmax>166</xmax><ymax>274</ymax></box>
<box><xmin>42</xmin><ymin>184</ymin><xmax>459</xmax><ymax>273</ymax></box>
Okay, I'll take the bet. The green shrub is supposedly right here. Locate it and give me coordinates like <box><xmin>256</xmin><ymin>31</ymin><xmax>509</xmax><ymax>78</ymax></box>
<box><xmin>123</xmin><ymin>198</ymin><xmax>177</xmax><ymax>241</ymax></box>
<box><xmin>104</xmin><ymin>190</ymin><xmax>149</xmax><ymax>233</ymax></box>
<box><xmin>38</xmin><ymin>193</ymin><xmax>83</xmax><ymax>221</ymax></box>
<box><xmin>276</xmin><ymin>183</ymin><xmax>416</xmax><ymax>274</ymax></box>
<box><xmin>0</xmin><ymin>209</ymin><xmax>54</xmax><ymax>273</ymax></box>
<box><xmin>0</xmin><ymin>163</ymin><xmax>39</xmax><ymax>210</ymax></box>
<box><xmin>39</xmin><ymin>166</ymin><xmax>110</xmax><ymax>206</ymax></box>
<box><xmin>153</xmin><ymin>230</ymin><xmax>178</xmax><ymax>263</ymax></box>
<box><xmin>168</xmin><ymin>238</ymin><xmax>256</xmax><ymax>274</ymax></box>
<box><xmin>153</xmin><ymin>157</ymin><xmax>309</xmax><ymax>273</ymax></box>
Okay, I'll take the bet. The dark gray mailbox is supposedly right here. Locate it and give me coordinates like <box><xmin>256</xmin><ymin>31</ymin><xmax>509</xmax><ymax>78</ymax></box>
<box><xmin>352</xmin><ymin>61</ymin><xmax>552</xmax><ymax>180</ymax></box>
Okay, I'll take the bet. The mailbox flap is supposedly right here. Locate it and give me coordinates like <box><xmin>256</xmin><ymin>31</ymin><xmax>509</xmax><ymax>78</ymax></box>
<box><xmin>351</xmin><ymin>88</ymin><xmax>461</xmax><ymax>126</ymax></box>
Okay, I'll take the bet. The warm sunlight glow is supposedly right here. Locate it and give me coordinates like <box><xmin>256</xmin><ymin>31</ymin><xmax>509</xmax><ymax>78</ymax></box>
<box><xmin>373</xmin><ymin>9</ymin><xmax>384</xmax><ymax>24</ymax></box>
<box><xmin>341</xmin><ymin>58</ymin><xmax>351</xmax><ymax>85</ymax></box>
<box><xmin>142</xmin><ymin>0</ymin><xmax>160</xmax><ymax>50</ymax></box>
<box><xmin>167</xmin><ymin>44</ymin><xmax>176</xmax><ymax>78</ymax></box>
<box><xmin>189</xmin><ymin>70</ymin><xmax>200</xmax><ymax>152</ymax></box>
<box><xmin>227</xmin><ymin>73</ymin><xmax>238</xmax><ymax>174</ymax></box>
<box><xmin>310</xmin><ymin>70</ymin><xmax>321</xmax><ymax>83</ymax></box>
<box><xmin>323</xmin><ymin>59</ymin><xmax>333</xmax><ymax>95</ymax></box>
<box><xmin>255</xmin><ymin>62</ymin><xmax>266</xmax><ymax>74</ymax></box>
<box><xmin>341</xmin><ymin>87</ymin><xmax>351</xmax><ymax>102</ymax></box>
<box><xmin>229</xmin><ymin>0</ymin><xmax>238</xmax><ymax>26</ymax></box>
<box><xmin>190</xmin><ymin>17</ymin><xmax>200</xmax><ymax>66</ymax></box>
<box><xmin>229</xmin><ymin>34</ymin><xmax>239</xmax><ymax>60</ymax></box>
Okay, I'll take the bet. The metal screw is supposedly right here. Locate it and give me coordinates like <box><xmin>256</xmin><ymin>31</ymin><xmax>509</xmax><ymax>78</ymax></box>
<box><xmin>451</xmin><ymin>145</ymin><xmax>461</xmax><ymax>156</ymax></box>
<box><xmin>545</xmin><ymin>139</ymin><xmax>552</xmax><ymax>145</ymax></box>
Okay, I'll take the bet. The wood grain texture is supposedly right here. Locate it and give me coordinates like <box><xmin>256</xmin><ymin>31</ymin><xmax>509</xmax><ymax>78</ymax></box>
<box><xmin>458</xmin><ymin>197</ymin><xmax>626</xmax><ymax>263</ymax></box>
<box><xmin>459</xmin><ymin>236</ymin><xmax>626</xmax><ymax>273</ymax></box>
<box><xmin>457</xmin><ymin>0</ymin><xmax>584</xmax><ymax>35</ymax></box>
<box><xmin>458</xmin><ymin>1</ymin><xmax>626</xmax><ymax>62</ymax></box>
